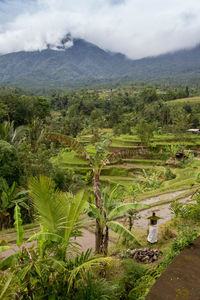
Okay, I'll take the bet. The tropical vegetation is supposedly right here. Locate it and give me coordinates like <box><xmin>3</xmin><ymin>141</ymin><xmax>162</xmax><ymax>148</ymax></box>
<box><xmin>1</xmin><ymin>82</ymin><xmax>200</xmax><ymax>299</ymax></box>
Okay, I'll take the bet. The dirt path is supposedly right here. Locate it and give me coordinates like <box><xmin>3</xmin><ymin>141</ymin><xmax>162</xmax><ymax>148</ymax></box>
<box><xmin>141</xmin><ymin>190</ymin><xmax>187</xmax><ymax>205</ymax></box>
<box><xmin>0</xmin><ymin>229</ymin><xmax>96</xmax><ymax>260</ymax></box>
<box><xmin>74</xmin><ymin>229</ymin><xmax>95</xmax><ymax>252</ymax></box>
<box><xmin>107</xmin><ymin>163</ymin><xmax>155</xmax><ymax>169</ymax></box>
<box><xmin>146</xmin><ymin>236</ymin><xmax>200</xmax><ymax>300</ymax></box>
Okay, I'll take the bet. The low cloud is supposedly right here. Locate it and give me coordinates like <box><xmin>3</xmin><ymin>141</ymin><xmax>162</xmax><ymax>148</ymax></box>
<box><xmin>0</xmin><ymin>0</ymin><xmax>200</xmax><ymax>58</ymax></box>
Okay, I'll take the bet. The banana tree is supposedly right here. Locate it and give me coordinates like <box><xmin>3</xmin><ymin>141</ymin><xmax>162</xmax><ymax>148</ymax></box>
<box><xmin>45</xmin><ymin>133</ymin><xmax>111</xmax><ymax>254</ymax></box>
<box><xmin>0</xmin><ymin>179</ymin><xmax>28</xmax><ymax>229</ymax></box>
<box><xmin>87</xmin><ymin>186</ymin><xmax>149</xmax><ymax>255</ymax></box>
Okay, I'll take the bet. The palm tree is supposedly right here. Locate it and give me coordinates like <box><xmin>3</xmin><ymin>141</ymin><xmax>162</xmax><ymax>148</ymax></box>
<box><xmin>87</xmin><ymin>186</ymin><xmax>149</xmax><ymax>255</ymax></box>
<box><xmin>0</xmin><ymin>121</ymin><xmax>27</xmax><ymax>146</ymax></box>
<box><xmin>28</xmin><ymin>175</ymin><xmax>88</xmax><ymax>258</ymax></box>
<box><xmin>27</xmin><ymin>118</ymin><xmax>45</xmax><ymax>152</ymax></box>
<box><xmin>28</xmin><ymin>176</ymin><xmax>110</xmax><ymax>289</ymax></box>
<box><xmin>0</xmin><ymin>176</ymin><xmax>110</xmax><ymax>298</ymax></box>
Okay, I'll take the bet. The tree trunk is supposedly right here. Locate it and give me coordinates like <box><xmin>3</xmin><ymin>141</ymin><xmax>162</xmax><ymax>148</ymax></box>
<box><xmin>103</xmin><ymin>225</ymin><xmax>109</xmax><ymax>256</ymax></box>
<box><xmin>93</xmin><ymin>172</ymin><xmax>104</xmax><ymax>254</ymax></box>
<box><xmin>129</xmin><ymin>216</ymin><xmax>133</xmax><ymax>232</ymax></box>
<box><xmin>93</xmin><ymin>172</ymin><xmax>102</xmax><ymax>210</ymax></box>
<box><xmin>95</xmin><ymin>219</ymin><xmax>103</xmax><ymax>254</ymax></box>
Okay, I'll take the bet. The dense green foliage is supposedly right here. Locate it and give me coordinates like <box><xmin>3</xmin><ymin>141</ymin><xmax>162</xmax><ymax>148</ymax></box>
<box><xmin>0</xmin><ymin>141</ymin><xmax>20</xmax><ymax>185</ymax></box>
<box><xmin>1</xmin><ymin>82</ymin><xmax>200</xmax><ymax>299</ymax></box>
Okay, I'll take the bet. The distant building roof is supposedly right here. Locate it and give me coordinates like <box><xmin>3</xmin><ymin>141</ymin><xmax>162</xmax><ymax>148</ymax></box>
<box><xmin>187</xmin><ymin>129</ymin><xmax>200</xmax><ymax>132</ymax></box>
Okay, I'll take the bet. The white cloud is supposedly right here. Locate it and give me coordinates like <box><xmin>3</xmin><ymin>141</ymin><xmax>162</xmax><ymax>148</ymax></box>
<box><xmin>0</xmin><ymin>0</ymin><xmax>200</xmax><ymax>58</ymax></box>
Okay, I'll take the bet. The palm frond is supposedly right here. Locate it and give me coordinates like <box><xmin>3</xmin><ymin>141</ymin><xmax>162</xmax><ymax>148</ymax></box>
<box><xmin>11</xmin><ymin>125</ymin><xmax>27</xmax><ymax>145</ymax></box>
<box><xmin>28</xmin><ymin>232</ymin><xmax>68</xmax><ymax>245</ymax></box>
<box><xmin>68</xmin><ymin>249</ymin><xmax>93</xmax><ymax>269</ymax></box>
<box><xmin>29</xmin><ymin>176</ymin><xmax>88</xmax><ymax>248</ymax></box>
<box><xmin>68</xmin><ymin>256</ymin><xmax>111</xmax><ymax>292</ymax></box>
<box><xmin>0</xmin><ymin>273</ymin><xmax>13</xmax><ymax>300</ymax></box>
<box><xmin>29</xmin><ymin>175</ymin><xmax>68</xmax><ymax>235</ymax></box>
<box><xmin>64</xmin><ymin>190</ymin><xmax>88</xmax><ymax>243</ymax></box>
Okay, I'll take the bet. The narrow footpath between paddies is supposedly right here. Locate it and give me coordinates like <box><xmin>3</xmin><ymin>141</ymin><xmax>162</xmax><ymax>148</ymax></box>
<box><xmin>134</xmin><ymin>190</ymin><xmax>193</xmax><ymax>229</ymax></box>
<box><xmin>146</xmin><ymin>236</ymin><xmax>200</xmax><ymax>300</ymax></box>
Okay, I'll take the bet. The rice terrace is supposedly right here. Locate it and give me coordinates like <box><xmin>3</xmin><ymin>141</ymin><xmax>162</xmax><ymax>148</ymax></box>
<box><xmin>1</xmin><ymin>83</ymin><xmax>200</xmax><ymax>299</ymax></box>
<box><xmin>1</xmin><ymin>0</ymin><xmax>200</xmax><ymax>298</ymax></box>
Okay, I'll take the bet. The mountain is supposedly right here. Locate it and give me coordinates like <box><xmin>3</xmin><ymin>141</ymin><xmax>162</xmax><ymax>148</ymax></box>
<box><xmin>127</xmin><ymin>45</ymin><xmax>200</xmax><ymax>84</ymax></box>
<box><xmin>0</xmin><ymin>38</ymin><xmax>200</xmax><ymax>89</ymax></box>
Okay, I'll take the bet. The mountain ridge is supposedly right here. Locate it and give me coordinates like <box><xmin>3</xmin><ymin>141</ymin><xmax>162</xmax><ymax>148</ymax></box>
<box><xmin>0</xmin><ymin>38</ymin><xmax>200</xmax><ymax>88</ymax></box>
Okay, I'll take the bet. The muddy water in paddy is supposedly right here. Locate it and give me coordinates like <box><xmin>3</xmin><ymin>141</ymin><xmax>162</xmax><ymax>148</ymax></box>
<box><xmin>0</xmin><ymin>191</ymin><xmax>193</xmax><ymax>259</ymax></box>
<box><xmin>134</xmin><ymin>193</ymin><xmax>192</xmax><ymax>229</ymax></box>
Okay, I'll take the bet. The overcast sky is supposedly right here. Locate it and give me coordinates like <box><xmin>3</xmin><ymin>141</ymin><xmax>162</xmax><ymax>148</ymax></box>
<box><xmin>0</xmin><ymin>0</ymin><xmax>200</xmax><ymax>59</ymax></box>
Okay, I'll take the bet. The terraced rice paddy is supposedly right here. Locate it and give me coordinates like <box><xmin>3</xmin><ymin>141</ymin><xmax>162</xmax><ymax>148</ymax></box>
<box><xmin>53</xmin><ymin>134</ymin><xmax>200</xmax><ymax>196</ymax></box>
<box><xmin>167</xmin><ymin>96</ymin><xmax>200</xmax><ymax>106</ymax></box>
<box><xmin>2</xmin><ymin>132</ymin><xmax>199</xmax><ymax>254</ymax></box>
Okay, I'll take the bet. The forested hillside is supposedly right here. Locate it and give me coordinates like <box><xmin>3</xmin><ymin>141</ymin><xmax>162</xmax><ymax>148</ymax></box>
<box><xmin>1</xmin><ymin>38</ymin><xmax>200</xmax><ymax>89</ymax></box>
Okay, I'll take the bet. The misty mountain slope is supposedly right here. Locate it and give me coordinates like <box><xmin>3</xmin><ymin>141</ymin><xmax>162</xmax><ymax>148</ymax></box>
<box><xmin>131</xmin><ymin>45</ymin><xmax>200</xmax><ymax>80</ymax></box>
<box><xmin>0</xmin><ymin>39</ymin><xmax>133</xmax><ymax>87</ymax></box>
<box><xmin>1</xmin><ymin>38</ymin><xmax>200</xmax><ymax>88</ymax></box>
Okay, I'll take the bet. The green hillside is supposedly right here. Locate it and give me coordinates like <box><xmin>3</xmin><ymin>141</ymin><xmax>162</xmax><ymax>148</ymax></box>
<box><xmin>1</xmin><ymin>39</ymin><xmax>200</xmax><ymax>88</ymax></box>
<box><xmin>167</xmin><ymin>96</ymin><xmax>200</xmax><ymax>106</ymax></box>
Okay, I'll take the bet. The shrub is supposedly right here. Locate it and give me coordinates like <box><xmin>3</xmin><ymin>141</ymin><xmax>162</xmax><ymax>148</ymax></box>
<box><xmin>128</xmin><ymin>274</ymin><xmax>155</xmax><ymax>300</ymax></box>
<box><xmin>164</xmin><ymin>167</ymin><xmax>176</xmax><ymax>181</ymax></box>
<box><xmin>0</xmin><ymin>140</ymin><xmax>21</xmax><ymax>185</ymax></box>
<box><xmin>172</xmin><ymin>226</ymin><xmax>198</xmax><ymax>253</ymax></box>
<box><xmin>117</xmin><ymin>260</ymin><xmax>147</xmax><ymax>300</ymax></box>
<box><xmin>53</xmin><ymin>168</ymin><xmax>75</xmax><ymax>191</ymax></box>
<box><xmin>53</xmin><ymin>168</ymin><xmax>84</xmax><ymax>192</ymax></box>
<box><xmin>160</xmin><ymin>222</ymin><xmax>177</xmax><ymax>241</ymax></box>
<box><xmin>72</xmin><ymin>275</ymin><xmax>118</xmax><ymax>300</ymax></box>
<box><xmin>171</xmin><ymin>190</ymin><xmax>200</xmax><ymax>222</ymax></box>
